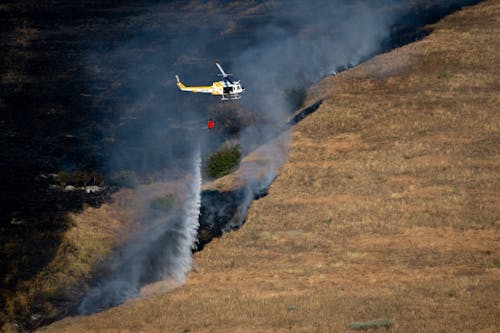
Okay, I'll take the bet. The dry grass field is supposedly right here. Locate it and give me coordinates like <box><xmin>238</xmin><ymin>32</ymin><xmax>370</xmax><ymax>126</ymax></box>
<box><xmin>41</xmin><ymin>1</ymin><xmax>499</xmax><ymax>332</ymax></box>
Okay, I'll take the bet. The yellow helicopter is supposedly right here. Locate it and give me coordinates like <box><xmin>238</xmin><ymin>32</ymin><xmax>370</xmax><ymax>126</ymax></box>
<box><xmin>175</xmin><ymin>63</ymin><xmax>245</xmax><ymax>101</ymax></box>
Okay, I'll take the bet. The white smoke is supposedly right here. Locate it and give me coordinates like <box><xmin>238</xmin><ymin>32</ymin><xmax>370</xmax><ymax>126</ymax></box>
<box><xmin>78</xmin><ymin>147</ymin><xmax>202</xmax><ymax>314</ymax></box>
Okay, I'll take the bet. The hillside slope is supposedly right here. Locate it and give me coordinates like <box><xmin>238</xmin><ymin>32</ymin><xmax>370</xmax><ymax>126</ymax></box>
<box><xmin>42</xmin><ymin>1</ymin><xmax>499</xmax><ymax>332</ymax></box>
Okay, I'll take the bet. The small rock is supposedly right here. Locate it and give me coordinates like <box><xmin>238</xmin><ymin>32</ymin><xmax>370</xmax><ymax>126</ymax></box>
<box><xmin>10</xmin><ymin>218</ymin><xmax>24</xmax><ymax>225</ymax></box>
<box><xmin>65</xmin><ymin>185</ymin><xmax>76</xmax><ymax>191</ymax></box>
<box><xmin>85</xmin><ymin>185</ymin><xmax>102</xmax><ymax>193</ymax></box>
<box><xmin>30</xmin><ymin>313</ymin><xmax>43</xmax><ymax>322</ymax></box>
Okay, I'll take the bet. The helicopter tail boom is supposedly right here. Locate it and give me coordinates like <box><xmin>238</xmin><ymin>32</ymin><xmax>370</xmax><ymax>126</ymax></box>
<box><xmin>175</xmin><ymin>75</ymin><xmax>213</xmax><ymax>94</ymax></box>
<box><xmin>175</xmin><ymin>75</ymin><xmax>187</xmax><ymax>90</ymax></box>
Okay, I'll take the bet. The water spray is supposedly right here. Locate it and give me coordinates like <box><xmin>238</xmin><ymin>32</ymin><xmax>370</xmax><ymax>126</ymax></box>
<box><xmin>78</xmin><ymin>146</ymin><xmax>202</xmax><ymax>314</ymax></box>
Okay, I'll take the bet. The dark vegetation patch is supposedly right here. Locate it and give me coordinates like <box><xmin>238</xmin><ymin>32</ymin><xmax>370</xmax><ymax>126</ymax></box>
<box><xmin>347</xmin><ymin>319</ymin><xmax>393</xmax><ymax>331</ymax></box>
<box><xmin>206</xmin><ymin>145</ymin><xmax>241</xmax><ymax>179</ymax></box>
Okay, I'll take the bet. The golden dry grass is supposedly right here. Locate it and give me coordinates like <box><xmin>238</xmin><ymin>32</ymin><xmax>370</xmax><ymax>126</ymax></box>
<box><xmin>41</xmin><ymin>1</ymin><xmax>500</xmax><ymax>332</ymax></box>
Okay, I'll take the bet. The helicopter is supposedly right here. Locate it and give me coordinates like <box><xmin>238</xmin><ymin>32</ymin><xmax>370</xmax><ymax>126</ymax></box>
<box><xmin>175</xmin><ymin>63</ymin><xmax>245</xmax><ymax>101</ymax></box>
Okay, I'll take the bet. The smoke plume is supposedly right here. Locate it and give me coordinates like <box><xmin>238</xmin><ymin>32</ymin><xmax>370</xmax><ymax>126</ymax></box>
<box><xmin>76</xmin><ymin>0</ymin><xmax>480</xmax><ymax>314</ymax></box>
<box><xmin>79</xmin><ymin>147</ymin><xmax>201</xmax><ymax>314</ymax></box>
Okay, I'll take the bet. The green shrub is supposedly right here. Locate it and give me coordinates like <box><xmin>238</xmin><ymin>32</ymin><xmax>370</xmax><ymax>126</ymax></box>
<box><xmin>347</xmin><ymin>319</ymin><xmax>393</xmax><ymax>330</ymax></box>
<box><xmin>150</xmin><ymin>194</ymin><xmax>177</xmax><ymax>212</ymax></box>
<box><xmin>206</xmin><ymin>145</ymin><xmax>241</xmax><ymax>178</ymax></box>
